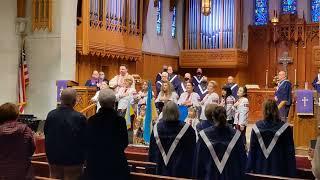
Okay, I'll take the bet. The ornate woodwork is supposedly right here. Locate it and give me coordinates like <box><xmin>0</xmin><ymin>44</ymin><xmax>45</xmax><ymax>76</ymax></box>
<box><xmin>77</xmin><ymin>0</ymin><xmax>143</xmax><ymax>61</ymax></box>
<box><xmin>32</xmin><ymin>0</ymin><xmax>52</xmax><ymax>32</ymax></box>
<box><xmin>73</xmin><ymin>86</ymin><xmax>97</xmax><ymax>117</ymax></box>
<box><xmin>179</xmin><ymin>49</ymin><xmax>248</xmax><ymax>68</ymax></box>
<box><xmin>248</xmin><ymin>14</ymin><xmax>320</xmax><ymax>88</ymax></box>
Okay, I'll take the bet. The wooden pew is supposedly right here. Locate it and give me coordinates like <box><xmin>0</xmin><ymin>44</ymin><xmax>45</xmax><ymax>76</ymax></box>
<box><xmin>34</xmin><ymin>176</ymin><xmax>60</xmax><ymax>180</ymax></box>
<box><xmin>32</xmin><ymin>161</ymin><xmax>51</xmax><ymax>177</ymax></box>
<box><xmin>245</xmin><ymin>173</ymin><xmax>307</xmax><ymax>180</ymax></box>
<box><xmin>128</xmin><ymin>160</ymin><xmax>156</xmax><ymax>174</ymax></box>
<box><xmin>131</xmin><ymin>172</ymin><xmax>191</xmax><ymax>180</ymax></box>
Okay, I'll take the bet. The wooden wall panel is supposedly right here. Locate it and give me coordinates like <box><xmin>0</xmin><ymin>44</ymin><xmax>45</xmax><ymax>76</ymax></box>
<box><xmin>248</xmin><ymin>23</ymin><xmax>320</xmax><ymax>89</ymax></box>
<box><xmin>76</xmin><ymin>52</ymin><xmax>178</xmax><ymax>85</ymax></box>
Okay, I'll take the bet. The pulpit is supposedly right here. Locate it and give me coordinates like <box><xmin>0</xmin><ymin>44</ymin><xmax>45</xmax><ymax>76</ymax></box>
<box><xmin>72</xmin><ymin>86</ymin><xmax>97</xmax><ymax>117</ymax></box>
<box><xmin>293</xmin><ymin>91</ymin><xmax>320</xmax><ymax>148</ymax></box>
<box><xmin>247</xmin><ymin>88</ymin><xmax>275</xmax><ymax>123</ymax></box>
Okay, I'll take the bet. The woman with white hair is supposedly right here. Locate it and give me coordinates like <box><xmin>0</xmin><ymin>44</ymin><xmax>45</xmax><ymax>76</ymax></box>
<box><xmin>149</xmin><ymin>101</ymin><xmax>196</xmax><ymax>178</ymax></box>
<box><xmin>85</xmin><ymin>89</ymin><xmax>129</xmax><ymax>179</ymax></box>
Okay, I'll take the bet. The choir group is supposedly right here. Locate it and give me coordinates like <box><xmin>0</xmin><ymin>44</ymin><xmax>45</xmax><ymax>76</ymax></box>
<box><xmin>83</xmin><ymin>64</ymin><xmax>297</xmax><ymax>179</ymax></box>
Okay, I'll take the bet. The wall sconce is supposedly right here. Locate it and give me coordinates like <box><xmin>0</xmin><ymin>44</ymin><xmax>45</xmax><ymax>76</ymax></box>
<box><xmin>201</xmin><ymin>0</ymin><xmax>211</xmax><ymax>16</ymax></box>
<box><xmin>271</xmin><ymin>10</ymin><xmax>279</xmax><ymax>25</ymax></box>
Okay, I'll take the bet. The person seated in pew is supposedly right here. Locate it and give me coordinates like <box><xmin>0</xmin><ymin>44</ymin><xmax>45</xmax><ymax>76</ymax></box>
<box><xmin>155</xmin><ymin>64</ymin><xmax>168</xmax><ymax>83</ymax></box>
<box><xmin>177</xmin><ymin>73</ymin><xmax>192</xmax><ymax>96</ymax></box>
<box><xmin>178</xmin><ymin>82</ymin><xmax>200</xmax><ymax>107</ymax></box>
<box><xmin>156</xmin><ymin>71</ymin><xmax>169</xmax><ymax>95</ymax></box>
<box><xmin>155</xmin><ymin>81</ymin><xmax>178</xmax><ymax>113</ymax></box>
<box><xmin>196</xmin><ymin>104</ymin><xmax>217</xmax><ymax>133</ymax></box>
<box><xmin>116</xmin><ymin>77</ymin><xmax>136</xmax><ymax>117</ymax></box>
<box><xmin>149</xmin><ymin>101</ymin><xmax>196</xmax><ymax>178</ymax></box>
<box><xmin>85</xmin><ymin>89</ymin><xmax>130</xmax><ymax>179</ymax></box>
<box><xmin>91</xmin><ymin>81</ymin><xmax>109</xmax><ymax>112</ymax></box>
<box><xmin>199</xmin><ymin>80</ymin><xmax>219</xmax><ymax>121</ymax></box>
<box><xmin>0</xmin><ymin>103</ymin><xmax>35</xmax><ymax>180</ymax></box>
<box><xmin>194</xmin><ymin>106</ymin><xmax>247</xmax><ymax>179</ymax></box>
<box><xmin>220</xmin><ymin>86</ymin><xmax>236</xmax><ymax>125</ymax></box>
<box><xmin>85</xmin><ymin>70</ymin><xmax>99</xmax><ymax>87</ymax></box>
<box><xmin>194</xmin><ymin>76</ymin><xmax>209</xmax><ymax>100</ymax></box>
<box><xmin>246</xmin><ymin>99</ymin><xmax>296</xmax><ymax>178</ymax></box>
<box><xmin>44</xmin><ymin>88</ymin><xmax>87</xmax><ymax>180</ymax></box>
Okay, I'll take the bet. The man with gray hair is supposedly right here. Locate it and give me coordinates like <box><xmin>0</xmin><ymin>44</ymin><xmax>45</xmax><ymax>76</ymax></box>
<box><xmin>85</xmin><ymin>88</ymin><xmax>130</xmax><ymax>179</ymax></box>
<box><xmin>149</xmin><ymin>101</ymin><xmax>196</xmax><ymax>178</ymax></box>
<box><xmin>44</xmin><ymin>88</ymin><xmax>87</xmax><ymax>180</ymax></box>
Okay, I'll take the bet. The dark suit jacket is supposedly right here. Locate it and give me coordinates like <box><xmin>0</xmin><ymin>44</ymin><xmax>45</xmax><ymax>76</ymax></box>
<box><xmin>44</xmin><ymin>106</ymin><xmax>87</xmax><ymax>165</ymax></box>
<box><xmin>85</xmin><ymin>108</ymin><xmax>129</xmax><ymax>179</ymax></box>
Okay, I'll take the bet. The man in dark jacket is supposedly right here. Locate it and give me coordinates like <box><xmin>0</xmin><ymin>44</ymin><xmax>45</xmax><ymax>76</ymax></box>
<box><xmin>85</xmin><ymin>88</ymin><xmax>129</xmax><ymax>180</ymax></box>
<box><xmin>44</xmin><ymin>88</ymin><xmax>87</xmax><ymax>180</ymax></box>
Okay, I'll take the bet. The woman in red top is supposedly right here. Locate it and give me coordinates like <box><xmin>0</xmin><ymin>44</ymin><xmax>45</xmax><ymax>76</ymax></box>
<box><xmin>0</xmin><ymin>103</ymin><xmax>35</xmax><ymax>180</ymax></box>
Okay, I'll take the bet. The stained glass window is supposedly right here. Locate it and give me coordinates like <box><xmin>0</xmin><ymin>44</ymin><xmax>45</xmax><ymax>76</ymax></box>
<box><xmin>281</xmin><ymin>0</ymin><xmax>297</xmax><ymax>14</ymax></box>
<box><xmin>311</xmin><ymin>0</ymin><xmax>320</xmax><ymax>22</ymax></box>
<box><xmin>171</xmin><ymin>6</ymin><xmax>177</xmax><ymax>38</ymax></box>
<box><xmin>254</xmin><ymin>0</ymin><xmax>269</xmax><ymax>25</ymax></box>
<box><xmin>156</xmin><ymin>0</ymin><xmax>162</xmax><ymax>35</ymax></box>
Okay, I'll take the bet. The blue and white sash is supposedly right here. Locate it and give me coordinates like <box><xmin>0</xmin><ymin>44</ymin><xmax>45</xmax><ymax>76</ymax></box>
<box><xmin>193</xmin><ymin>76</ymin><xmax>204</xmax><ymax>84</ymax></box>
<box><xmin>197</xmin><ymin>84</ymin><xmax>208</xmax><ymax>95</ymax></box>
<box><xmin>252</xmin><ymin>123</ymin><xmax>289</xmax><ymax>159</ymax></box>
<box><xmin>199</xmin><ymin>130</ymin><xmax>241</xmax><ymax>174</ymax></box>
<box><xmin>154</xmin><ymin>123</ymin><xmax>190</xmax><ymax>166</ymax></box>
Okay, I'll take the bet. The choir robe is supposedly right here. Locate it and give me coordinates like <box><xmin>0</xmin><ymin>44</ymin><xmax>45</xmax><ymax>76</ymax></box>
<box><xmin>149</xmin><ymin>121</ymin><xmax>196</xmax><ymax>178</ymax></box>
<box><xmin>246</xmin><ymin>120</ymin><xmax>296</xmax><ymax>178</ymax></box>
<box><xmin>275</xmin><ymin>80</ymin><xmax>292</xmax><ymax>120</ymax></box>
<box><xmin>168</xmin><ymin>74</ymin><xmax>181</xmax><ymax>93</ymax></box>
<box><xmin>155</xmin><ymin>72</ymin><xmax>162</xmax><ymax>83</ymax></box>
<box><xmin>194</xmin><ymin>126</ymin><xmax>247</xmax><ymax>180</ymax></box>
<box><xmin>312</xmin><ymin>74</ymin><xmax>320</xmax><ymax>93</ymax></box>
<box><xmin>192</xmin><ymin>75</ymin><xmax>204</xmax><ymax>87</ymax></box>
<box><xmin>226</xmin><ymin>83</ymin><xmax>239</xmax><ymax>99</ymax></box>
<box><xmin>199</xmin><ymin>92</ymin><xmax>219</xmax><ymax>120</ymax></box>
<box><xmin>194</xmin><ymin>84</ymin><xmax>208</xmax><ymax>100</ymax></box>
<box><xmin>196</xmin><ymin>120</ymin><xmax>212</xmax><ymax>132</ymax></box>
<box><xmin>177</xmin><ymin>82</ymin><xmax>187</xmax><ymax>96</ymax></box>
<box><xmin>178</xmin><ymin>92</ymin><xmax>200</xmax><ymax>107</ymax></box>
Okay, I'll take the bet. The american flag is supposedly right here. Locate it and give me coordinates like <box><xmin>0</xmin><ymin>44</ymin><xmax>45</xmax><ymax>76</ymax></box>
<box><xmin>18</xmin><ymin>41</ymin><xmax>29</xmax><ymax>113</ymax></box>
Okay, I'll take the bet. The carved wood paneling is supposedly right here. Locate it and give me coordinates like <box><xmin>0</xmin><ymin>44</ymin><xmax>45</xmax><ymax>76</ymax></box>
<box><xmin>179</xmin><ymin>49</ymin><xmax>248</xmax><ymax>68</ymax></box>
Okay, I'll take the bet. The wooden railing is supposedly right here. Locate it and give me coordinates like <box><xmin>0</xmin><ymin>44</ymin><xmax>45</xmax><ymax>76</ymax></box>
<box><xmin>79</xmin><ymin>103</ymin><xmax>96</xmax><ymax>118</ymax></box>
<box><xmin>77</xmin><ymin>0</ymin><xmax>143</xmax><ymax>60</ymax></box>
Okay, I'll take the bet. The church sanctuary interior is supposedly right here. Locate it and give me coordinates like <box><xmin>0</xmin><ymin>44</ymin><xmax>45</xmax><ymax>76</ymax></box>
<box><xmin>1</xmin><ymin>0</ymin><xmax>320</xmax><ymax>179</ymax></box>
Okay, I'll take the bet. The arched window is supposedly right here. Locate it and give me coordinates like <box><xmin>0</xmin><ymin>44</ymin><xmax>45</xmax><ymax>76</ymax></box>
<box><xmin>281</xmin><ymin>0</ymin><xmax>297</xmax><ymax>14</ymax></box>
<box><xmin>254</xmin><ymin>0</ymin><xmax>269</xmax><ymax>25</ymax></box>
<box><xmin>171</xmin><ymin>6</ymin><xmax>177</xmax><ymax>38</ymax></box>
<box><xmin>311</xmin><ymin>0</ymin><xmax>320</xmax><ymax>22</ymax></box>
<box><xmin>156</xmin><ymin>0</ymin><xmax>162</xmax><ymax>35</ymax></box>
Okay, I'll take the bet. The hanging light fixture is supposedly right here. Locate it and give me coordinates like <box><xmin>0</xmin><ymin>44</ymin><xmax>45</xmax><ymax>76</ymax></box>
<box><xmin>201</xmin><ymin>0</ymin><xmax>211</xmax><ymax>16</ymax></box>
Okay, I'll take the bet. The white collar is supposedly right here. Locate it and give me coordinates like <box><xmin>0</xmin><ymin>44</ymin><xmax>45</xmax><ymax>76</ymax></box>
<box><xmin>252</xmin><ymin>123</ymin><xmax>289</xmax><ymax>159</ymax></box>
<box><xmin>181</xmin><ymin>82</ymin><xmax>186</xmax><ymax>92</ymax></box>
<box><xmin>169</xmin><ymin>75</ymin><xmax>177</xmax><ymax>82</ymax></box>
<box><xmin>153</xmin><ymin>123</ymin><xmax>190</xmax><ymax>166</ymax></box>
<box><xmin>193</xmin><ymin>76</ymin><xmax>204</xmax><ymax>84</ymax></box>
<box><xmin>199</xmin><ymin>130</ymin><xmax>241</xmax><ymax>174</ymax></box>
<box><xmin>231</xmin><ymin>84</ymin><xmax>238</xmax><ymax>90</ymax></box>
<box><xmin>198</xmin><ymin>84</ymin><xmax>208</xmax><ymax>94</ymax></box>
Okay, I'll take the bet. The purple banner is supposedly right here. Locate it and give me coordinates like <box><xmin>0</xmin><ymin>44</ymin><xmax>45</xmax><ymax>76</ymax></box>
<box><xmin>56</xmin><ymin>80</ymin><xmax>68</xmax><ymax>102</ymax></box>
<box><xmin>296</xmin><ymin>90</ymin><xmax>313</xmax><ymax>115</ymax></box>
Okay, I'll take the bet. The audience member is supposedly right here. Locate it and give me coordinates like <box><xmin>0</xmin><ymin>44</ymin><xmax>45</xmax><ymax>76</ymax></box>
<box><xmin>194</xmin><ymin>106</ymin><xmax>247</xmax><ymax>179</ymax></box>
<box><xmin>184</xmin><ymin>106</ymin><xmax>199</xmax><ymax>130</ymax></box>
<box><xmin>149</xmin><ymin>101</ymin><xmax>196</xmax><ymax>178</ymax></box>
<box><xmin>85</xmin><ymin>89</ymin><xmax>129</xmax><ymax>179</ymax></box>
<box><xmin>0</xmin><ymin>103</ymin><xmax>35</xmax><ymax>180</ymax></box>
<box><xmin>44</xmin><ymin>88</ymin><xmax>87</xmax><ymax>180</ymax></box>
<box><xmin>196</xmin><ymin>104</ymin><xmax>217</xmax><ymax>132</ymax></box>
<box><xmin>246</xmin><ymin>99</ymin><xmax>296</xmax><ymax>177</ymax></box>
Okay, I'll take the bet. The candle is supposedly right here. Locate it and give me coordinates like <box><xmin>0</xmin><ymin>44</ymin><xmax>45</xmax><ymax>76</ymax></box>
<box><xmin>265</xmin><ymin>70</ymin><xmax>268</xmax><ymax>88</ymax></box>
<box><xmin>294</xmin><ymin>69</ymin><xmax>297</xmax><ymax>85</ymax></box>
